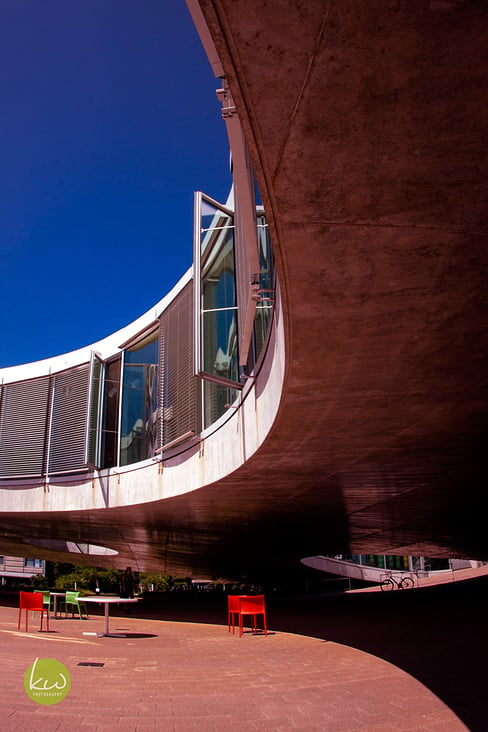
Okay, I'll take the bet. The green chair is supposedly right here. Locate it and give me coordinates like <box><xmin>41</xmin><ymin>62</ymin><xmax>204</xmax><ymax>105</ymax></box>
<box><xmin>63</xmin><ymin>591</ymin><xmax>89</xmax><ymax>620</ymax></box>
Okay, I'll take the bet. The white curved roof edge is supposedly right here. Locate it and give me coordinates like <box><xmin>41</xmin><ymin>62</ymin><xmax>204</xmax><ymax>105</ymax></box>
<box><xmin>225</xmin><ymin>184</ymin><xmax>234</xmax><ymax>209</ymax></box>
<box><xmin>0</xmin><ymin>266</ymin><xmax>193</xmax><ymax>383</ymax></box>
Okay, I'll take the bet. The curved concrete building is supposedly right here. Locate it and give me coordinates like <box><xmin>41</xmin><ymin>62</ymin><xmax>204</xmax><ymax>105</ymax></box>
<box><xmin>0</xmin><ymin>1</ymin><xmax>487</xmax><ymax>581</ymax></box>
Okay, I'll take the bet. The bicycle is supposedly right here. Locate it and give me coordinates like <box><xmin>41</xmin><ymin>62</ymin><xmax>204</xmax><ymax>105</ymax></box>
<box><xmin>380</xmin><ymin>572</ymin><xmax>415</xmax><ymax>591</ymax></box>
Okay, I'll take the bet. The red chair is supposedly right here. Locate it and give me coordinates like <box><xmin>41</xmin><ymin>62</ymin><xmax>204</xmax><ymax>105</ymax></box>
<box><xmin>227</xmin><ymin>595</ymin><xmax>241</xmax><ymax>634</ymax></box>
<box><xmin>237</xmin><ymin>595</ymin><xmax>267</xmax><ymax>637</ymax></box>
<box><xmin>18</xmin><ymin>591</ymin><xmax>50</xmax><ymax>632</ymax></box>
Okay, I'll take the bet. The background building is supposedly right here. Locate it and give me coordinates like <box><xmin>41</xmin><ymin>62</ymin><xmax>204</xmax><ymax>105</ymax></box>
<box><xmin>0</xmin><ymin>555</ymin><xmax>45</xmax><ymax>586</ymax></box>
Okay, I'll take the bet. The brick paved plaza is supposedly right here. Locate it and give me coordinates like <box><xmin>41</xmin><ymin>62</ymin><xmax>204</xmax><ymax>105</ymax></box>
<box><xmin>1</xmin><ymin>574</ymin><xmax>486</xmax><ymax>731</ymax></box>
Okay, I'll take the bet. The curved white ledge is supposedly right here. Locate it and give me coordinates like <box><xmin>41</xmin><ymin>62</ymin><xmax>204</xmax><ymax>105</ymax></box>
<box><xmin>0</xmin><ymin>278</ymin><xmax>284</xmax><ymax>522</ymax></box>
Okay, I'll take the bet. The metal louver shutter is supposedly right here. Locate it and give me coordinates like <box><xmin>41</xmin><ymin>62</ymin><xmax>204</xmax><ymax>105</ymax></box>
<box><xmin>49</xmin><ymin>365</ymin><xmax>90</xmax><ymax>474</ymax></box>
<box><xmin>159</xmin><ymin>281</ymin><xmax>199</xmax><ymax>449</ymax></box>
<box><xmin>0</xmin><ymin>377</ymin><xmax>50</xmax><ymax>478</ymax></box>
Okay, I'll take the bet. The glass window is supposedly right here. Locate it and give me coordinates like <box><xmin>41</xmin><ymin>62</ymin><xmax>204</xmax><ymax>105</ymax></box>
<box><xmin>361</xmin><ymin>554</ymin><xmax>385</xmax><ymax>569</ymax></box>
<box><xmin>253</xmin><ymin>215</ymin><xmax>274</xmax><ymax>358</ymax></box>
<box><xmin>86</xmin><ymin>354</ymin><xmax>103</xmax><ymax>468</ymax></box>
<box><xmin>427</xmin><ymin>557</ymin><xmax>450</xmax><ymax>571</ymax></box>
<box><xmin>411</xmin><ymin>556</ymin><xmax>422</xmax><ymax>571</ymax></box>
<box><xmin>85</xmin><ymin>354</ymin><xmax>121</xmax><ymax>469</ymax></box>
<box><xmin>386</xmin><ymin>555</ymin><xmax>409</xmax><ymax>570</ymax></box>
<box><xmin>24</xmin><ymin>558</ymin><xmax>42</xmax><ymax>568</ymax></box>
<box><xmin>101</xmin><ymin>358</ymin><xmax>121</xmax><ymax>469</ymax></box>
<box><xmin>201</xmin><ymin>202</ymin><xmax>239</xmax><ymax>385</ymax></box>
<box><xmin>202</xmin><ymin>381</ymin><xmax>239</xmax><ymax>430</ymax></box>
<box><xmin>120</xmin><ymin>332</ymin><xmax>158</xmax><ymax>466</ymax></box>
<box><xmin>194</xmin><ymin>193</ymin><xmax>275</xmax><ymax>429</ymax></box>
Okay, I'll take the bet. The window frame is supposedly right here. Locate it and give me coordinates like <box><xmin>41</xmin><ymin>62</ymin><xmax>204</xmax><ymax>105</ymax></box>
<box><xmin>193</xmin><ymin>191</ymin><xmax>243</xmax><ymax>390</ymax></box>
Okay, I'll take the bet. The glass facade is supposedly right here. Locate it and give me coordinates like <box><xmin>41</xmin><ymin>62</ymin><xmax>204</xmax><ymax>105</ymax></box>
<box><xmin>85</xmin><ymin>355</ymin><xmax>121</xmax><ymax>470</ymax></box>
<box><xmin>86</xmin><ymin>354</ymin><xmax>103</xmax><ymax>468</ymax></box>
<box><xmin>120</xmin><ymin>332</ymin><xmax>158</xmax><ymax>466</ymax></box>
<box><xmin>195</xmin><ymin>193</ymin><xmax>275</xmax><ymax>429</ymax></box>
<box><xmin>253</xmin><ymin>215</ymin><xmax>274</xmax><ymax>359</ymax></box>
<box><xmin>100</xmin><ymin>358</ymin><xmax>122</xmax><ymax>469</ymax></box>
<box><xmin>0</xmin><ymin>187</ymin><xmax>275</xmax><ymax>476</ymax></box>
<box><xmin>202</xmin><ymin>380</ymin><xmax>239</xmax><ymax>430</ymax></box>
<box><xmin>200</xmin><ymin>198</ymin><xmax>239</xmax><ymax>385</ymax></box>
<box><xmin>334</xmin><ymin>554</ymin><xmax>450</xmax><ymax>573</ymax></box>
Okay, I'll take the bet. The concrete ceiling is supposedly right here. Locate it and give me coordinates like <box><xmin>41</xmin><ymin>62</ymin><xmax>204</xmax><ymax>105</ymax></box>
<box><xmin>1</xmin><ymin>1</ymin><xmax>487</xmax><ymax>581</ymax></box>
<box><xmin>189</xmin><ymin>0</ymin><xmax>488</xmax><ymax>568</ymax></box>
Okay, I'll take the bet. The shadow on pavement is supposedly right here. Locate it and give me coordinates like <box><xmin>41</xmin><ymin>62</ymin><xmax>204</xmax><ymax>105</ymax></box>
<box><xmin>146</xmin><ymin>575</ymin><xmax>486</xmax><ymax>732</ymax></box>
<box><xmin>269</xmin><ymin>578</ymin><xmax>486</xmax><ymax>732</ymax></box>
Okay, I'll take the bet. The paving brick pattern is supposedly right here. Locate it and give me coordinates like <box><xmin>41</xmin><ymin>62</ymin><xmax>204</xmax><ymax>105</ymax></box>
<box><xmin>0</xmin><ymin>585</ymin><xmax>473</xmax><ymax>732</ymax></box>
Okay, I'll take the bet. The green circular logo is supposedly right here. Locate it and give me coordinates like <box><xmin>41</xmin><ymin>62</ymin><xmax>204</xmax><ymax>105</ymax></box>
<box><xmin>24</xmin><ymin>657</ymin><xmax>71</xmax><ymax>705</ymax></box>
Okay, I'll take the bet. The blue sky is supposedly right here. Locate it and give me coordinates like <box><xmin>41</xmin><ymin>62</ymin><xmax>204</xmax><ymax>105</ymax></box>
<box><xmin>0</xmin><ymin>1</ymin><xmax>231</xmax><ymax>368</ymax></box>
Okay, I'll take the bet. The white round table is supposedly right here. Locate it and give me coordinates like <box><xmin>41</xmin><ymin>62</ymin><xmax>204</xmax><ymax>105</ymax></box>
<box><xmin>82</xmin><ymin>596</ymin><xmax>140</xmax><ymax>637</ymax></box>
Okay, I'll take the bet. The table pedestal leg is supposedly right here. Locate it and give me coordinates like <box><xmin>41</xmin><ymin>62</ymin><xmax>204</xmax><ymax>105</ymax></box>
<box><xmin>96</xmin><ymin>602</ymin><xmax>127</xmax><ymax>637</ymax></box>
